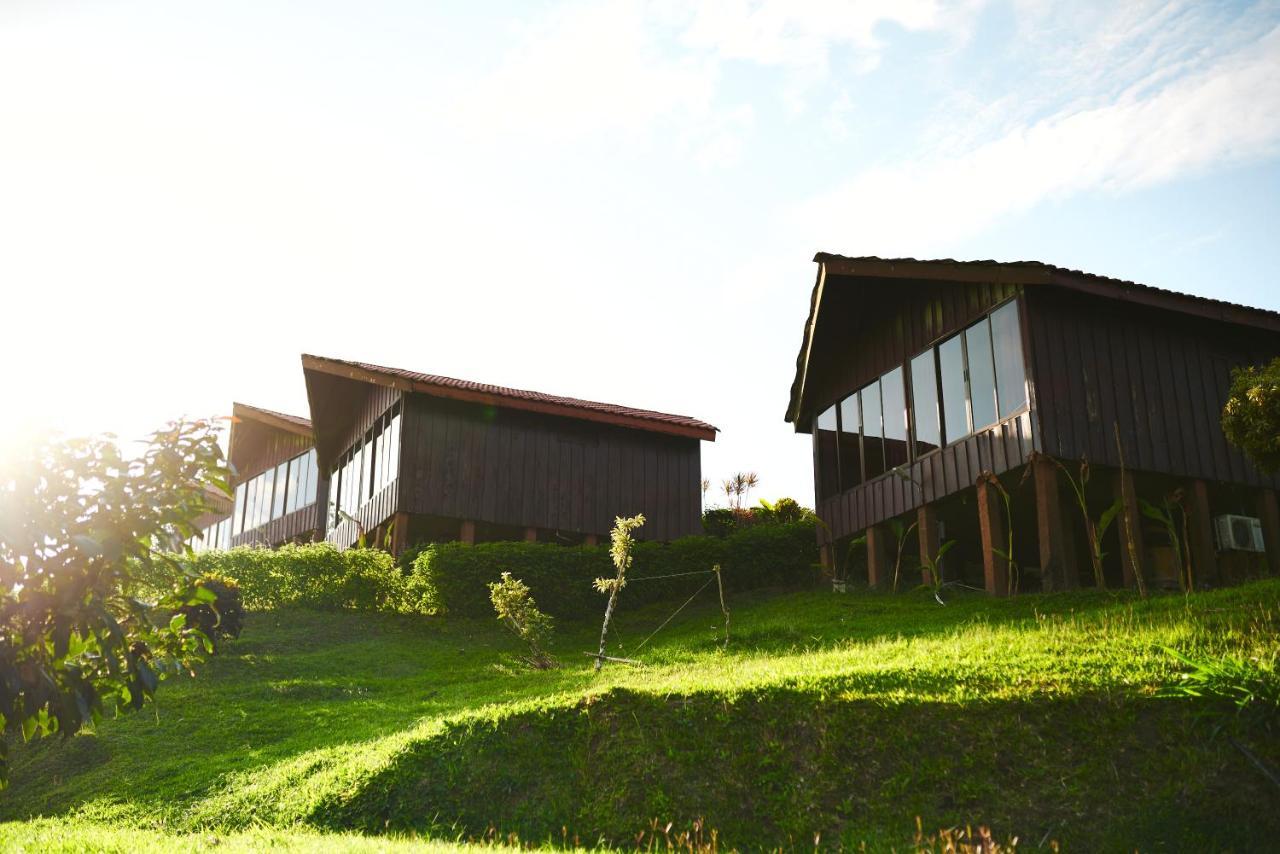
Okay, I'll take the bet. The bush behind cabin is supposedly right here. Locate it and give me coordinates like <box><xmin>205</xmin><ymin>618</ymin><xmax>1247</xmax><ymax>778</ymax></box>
<box><xmin>413</xmin><ymin>519</ymin><xmax>819</xmax><ymax>618</ymax></box>
<box><xmin>157</xmin><ymin>519</ymin><xmax>818</xmax><ymax>619</ymax></box>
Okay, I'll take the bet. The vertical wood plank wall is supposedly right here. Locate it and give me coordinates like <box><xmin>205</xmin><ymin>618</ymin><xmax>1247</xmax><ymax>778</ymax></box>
<box><xmin>398</xmin><ymin>394</ymin><xmax>702</xmax><ymax>542</ymax></box>
<box><xmin>1025</xmin><ymin>288</ymin><xmax>1280</xmax><ymax>490</ymax></box>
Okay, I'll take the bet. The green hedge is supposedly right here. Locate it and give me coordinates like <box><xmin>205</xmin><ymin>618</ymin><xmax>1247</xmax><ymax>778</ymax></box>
<box><xmin>172</xmin><ymin>543</ymin><xmax>420</xmax><ymax>613</ymax></box>
<box><xmin>412</xmin><ymin>520</ymin><xmax>819</xmax><ymax>618</ymax></box>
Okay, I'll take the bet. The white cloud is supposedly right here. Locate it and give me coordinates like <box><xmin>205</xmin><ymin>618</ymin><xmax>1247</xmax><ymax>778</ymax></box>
<box><xmin>792</xmin><ymin>23</ymin><xmax>1280</xmax><ymax>255</ymax></box>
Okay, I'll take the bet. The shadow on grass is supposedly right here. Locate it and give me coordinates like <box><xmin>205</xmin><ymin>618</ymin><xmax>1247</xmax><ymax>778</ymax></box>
<box><xmin>316</xmin><ymin>686</ymin><xmax>1280</xmax><ymax>852</ymax></box>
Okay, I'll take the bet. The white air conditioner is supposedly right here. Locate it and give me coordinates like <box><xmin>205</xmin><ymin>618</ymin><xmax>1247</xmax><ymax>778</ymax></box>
<box><xmin>1213</xmin><ymin>514</ymin><xmax>1265</xmax><ymax>553</ymax></box>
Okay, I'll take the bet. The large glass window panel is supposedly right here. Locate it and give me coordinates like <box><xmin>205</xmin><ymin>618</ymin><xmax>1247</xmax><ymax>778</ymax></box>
<box><xmin>938</xmin><ymin>334</ymin><xmax>969</xmax><ymax>444</ymax></box>
<box><xmin>232</xmin><ymin>482</ymin><xmax>246</xmax><ymax>536</ymax></box>
<box><xmin>965</xmin><ymin>319</ymin><xmax>998</xmax><ymax>430</ymax></box>
<box><xmin>910</xmin><ymin>351</ymin><xmax>941</xmax><ymax>456</ymax></box>
<box><xmin>388</xmin><ymin>411</ymin><xmax>401</xmax><ymax>482</ymax></box>
<box><xmin>260</xmin><ymin>467</ymin><xmax>276</xmax><ymax>529</ymax></box>
<box><xmin>862</xmin><ymin>380</ymin><xmax>885</xmax><ymax>480</ymax></box>
<box><xmin>991</xmin><ymin>301</ymin><xmax>1028</xmax><ymax>418</ymax></box>
<box><xmin>272</xmin><ymin>462</ymin><xmax>288</xmax><ymax>520</ymax></box>
<box><xmin>815</xmin><ymin>404</ymin><xmax>839</xmax><ymax>500</ymax></box>
<box><xmin>244</xmin><ymin>477</ymin><xmax>259</xmax><ymax>533</ymax></box>
<box><xmin>327</xmin><ymin>466</ymin><xmax>339</xmax><ymax>529</ymax></box>
<box><xmin>837</xmin><ymin>394</ymin><xmax>862</xmax><ymax>490</ymax></box>
<box><xmin>881</xmin><ymin>366</ymin><xmax>909</xmax><ymax>470</ymax></box>
<box><xmin>304</xmin><ymin>450</ymin><xmax>318</xmax><ymax>506</ymax></box>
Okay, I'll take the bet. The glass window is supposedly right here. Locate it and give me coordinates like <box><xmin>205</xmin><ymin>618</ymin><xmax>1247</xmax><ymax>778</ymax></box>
<box><xmin>232</xmin><ymin>482</ymin><xmax>246</xmax><ymax>536</ymax></box>
<box><xmin>815</xmin><ymin>404</ymin><xmax>839</xmax><ymax>500</ymax></box>
<box><xmin>304</xmin><ymin>450</ymin><xmax>318</xmax><ymax>506</ymax></box>
<box><xmin>938</xmin><ymin>333</ymin><xmax>969</xmax><ymax>444</ymax></box>
<box><xmin>260</xmin><ymin>467</ymin><xmax>276</xmax><ymax>529</ymax></box>
<box><xmin>387</xmin><ymin>410</ymin><xmax>401</xmax><ymax>483</ymax></box>
<box><xmin>881</xmin><ymin>366</ymin><xmax>909</xmax><ymax>470</ymax></box>
<box><xmin>838</xmin><ymin>394</ymin><xmax>862</xmax><ymax>490</ymax></box>
<box><xmin>910</xmin><ymin>350</ymin><xmax>941</xmax><ymax>455</ymax></box>
<box><xmin>991</xmin><ymin>301</ymin><xmax>1028</xmax><ymax>418</ymax></box>
<box><xmin>272</xmin><ymin>461</ymin><xmax>288</xmax><ymax>520</ymax></box>
<box><xmin>327</xmin><ymin>464</ymin><xmax>339</xmax><ymax>529</ymax></box>
<box><xmin>244</xmin><ymin>476</ymin><xmax>259</xmax><ymax>533</ymax></box>
<box><xmin>861</xmin><ymin>379</ymin><xmax>884</xmax><ymax>480</ymax></box>
<box><xmin>965</xmin><ymin>318</ymin><xmax>998</xmax><ymax>431</ymax></box>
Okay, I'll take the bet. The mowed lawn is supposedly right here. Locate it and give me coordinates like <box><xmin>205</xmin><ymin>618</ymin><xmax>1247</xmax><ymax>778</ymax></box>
<box><xmin>2</xmin><ymin>580</ymin><xmax>1279</xmax><ymax>850</ymax></box>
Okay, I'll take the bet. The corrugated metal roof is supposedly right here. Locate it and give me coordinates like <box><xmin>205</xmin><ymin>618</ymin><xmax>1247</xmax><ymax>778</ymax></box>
<box><xmin>303</xmin><ymin>355</ymin><xmax>718</xmax><ymax>439</ymax></box>
<box><xmin>813</xmin><ymin>253</ymin><xmax>1280</xmax><ymax>322</ymax></box>
<box><xmin>232</xmin><ymin>401</ymin><xmax>312</xmax><ymax>432</ymax></box>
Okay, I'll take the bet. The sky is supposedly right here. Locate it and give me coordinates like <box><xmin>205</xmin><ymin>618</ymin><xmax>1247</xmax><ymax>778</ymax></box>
<box><xmin>2</xmin><ymin>0</ymin><xmax>1279</xmax><ymax>507</ymax></box>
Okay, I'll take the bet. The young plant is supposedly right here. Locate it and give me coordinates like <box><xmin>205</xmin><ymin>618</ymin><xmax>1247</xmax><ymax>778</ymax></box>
<box><xmin>888</xmin><ymin>518</ymin><xmax>918</xmax><ymax>593</ymax></box>
<box><xmin>1113</xmin><ymin>422</ymin><xmax>1148</xmax><ymax>599</ymax></box>
<box><xmin>921</xmin><ymin>539</ymin><xmax>957</xmax><ymax>605</ymax></box>
<box><xmin>1141</xmin><ymin>488</ymin><xmax>1192</xmax><ymax>592</ymax></box>
<box><xmin>592</xmin><ymin>514</ymin><xmax>645</xmax><ymax>672</ymax></box>
<box><xmin>1052</xmin><ymin>456</ymin><xmax>1120</xmax><ymax>589</ymax></box>
<box><xmin>488</xmin><ymin>572</ymin><xmax>556</xmax><ymax>670</ymax></box>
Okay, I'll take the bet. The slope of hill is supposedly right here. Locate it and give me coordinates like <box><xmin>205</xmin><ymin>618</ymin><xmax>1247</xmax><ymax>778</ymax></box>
<box><xmin>3</xmin><ymin>581</ymin><xmax>1279</xmax><ymax>850</ymax></box>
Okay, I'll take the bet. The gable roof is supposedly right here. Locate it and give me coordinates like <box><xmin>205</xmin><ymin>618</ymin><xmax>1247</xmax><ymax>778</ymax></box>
<box><xmin>231</xmin><ymin>401</ymin><xmax>313</xmax><ymax>436</ymax></box>
<box><xmin>787</xmin><ymin>253</ymin><xmax>1280</xmax><ymax>427</ymax></box>
<box><xmin>302</xmin><ymin>354</ymin><xmax>718</xmax><ymax>441</ymax></box>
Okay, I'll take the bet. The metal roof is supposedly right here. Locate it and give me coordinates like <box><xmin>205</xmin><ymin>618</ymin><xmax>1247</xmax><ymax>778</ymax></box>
<box><xmin>302</xmin><ymin>354</ymin><xmax>718</xmax><ymax>441</ymax></box>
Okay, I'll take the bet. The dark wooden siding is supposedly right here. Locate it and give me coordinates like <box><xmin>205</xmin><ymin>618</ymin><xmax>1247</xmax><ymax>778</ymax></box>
<box><xmin>1025</xmin><ymin>288</ymin><xmax>1280</xmax><ymax>490</ymax></box>
<box><xmin>398</xmin><ymin>393</ymin><xmax>701</xmax><ymax>541</ymax></box>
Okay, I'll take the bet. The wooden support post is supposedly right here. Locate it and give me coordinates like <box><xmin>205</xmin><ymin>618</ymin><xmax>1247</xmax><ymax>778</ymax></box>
<box><xmin>977</xmin><ymin>476</ymin><xmax>1010</xmax><ymax>596</ymax></box>
<box><xmin>584</xmin><ymin>533</ymin><xmax>598</xmax><ymax>547</ymax></box>
<box><xmin>1114</xmin><ymin>469</ymin><xmax>1145</xmax><ymax>590</ymax></box>
<box><xmin>1033</xmin><ymin>457</ymin><xmax>1076</xmax><ymax>591</ymax></box>
<box><xmin>524</xmin><ymin>526</ymin><xmax>538</xmax><ymax>543</ymax></box>
<box><xmin>1186</xmin><ymin>480</ymin><xmax>1218</xmax><ymax>588</ymax></box>
<box><xmin>1257</xmin><ymin>489</ymin><xmax>1280</xmax><ymax>577</ymax></box>
<box><xmin>917</xmin><ymin>504</ymin><xmax>940</xmax><ymax>587</ymax></box>
<box><xmin>865</xmin><ymin>525</ymin><xmax>889</xmax><ymax>590</ymax></box>
<box><xmin>389</xmin><ymin>512</ymin><xmax>410</xmax><ymax>557</ymax></box>
<box><xmin>819</xmin><ymin>543</ymin><xmax>833</xmax><ymax>572</ymax></box>
<box><xmin>459</xmin><ymin>519</ymin><xmax>476</xmax><ymax>545</ymax></box>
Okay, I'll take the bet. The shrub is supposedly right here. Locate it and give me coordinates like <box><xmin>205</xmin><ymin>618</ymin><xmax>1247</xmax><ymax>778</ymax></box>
<box><xmin>1222</xmin><ymin>357</ymin><xmax>1280</xmax><ymax>474</ymax></box>
<box><xmin>170</xmin><ymin>543</ymin><xmax>417</xmax><ymax>613</ymax></box>
<box><xmin>179</xmin><ymin>574</ymin><xmax>245</xmax><ymax>652</ymax></box>
<box><xmin>488</xmin><ymin>572</ymin><xmax>556</xmax><ymax>669</ymax></box>
<box><xmin>412</xmin><ymin>520</ymin><xmax>819</xmax><ymax>619</ymax></box>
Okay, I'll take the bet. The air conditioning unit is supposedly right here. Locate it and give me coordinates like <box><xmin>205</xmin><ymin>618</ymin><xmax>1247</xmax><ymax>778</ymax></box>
<box><xmin>1213</xmin><ymin>514</ymin><xmax>1265</xmax><ymax>553</ymax></box>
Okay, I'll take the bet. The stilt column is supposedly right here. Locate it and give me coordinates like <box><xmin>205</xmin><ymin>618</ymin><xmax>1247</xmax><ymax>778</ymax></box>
<box><xmin>866</xmin><ymin>524</ymin><xmax>889</xmax><ymax>590</ymax></box>
<box><xmin>1186</xmin><ymin>480</ymin><xmax>1218</xmax><ymax>588</ymax></box>
<box><xmin>1257</xmin><ymin>489</ymin><xmax>1280</xmax><ymax>577</ymax></box>
<box><xmin>1033</xmin><ymin>456</ymin><xmax>1076</xmax><ymax>591</ymax></box>
<box><xmin>459</xmin><ymin>519</ymin><xmax>476</xmax><ymax>544</ymax></box>
<box><xmin>977</xmin><ymin>474</ymin><xmax>1010</xmax><ymax>596</ymax></box>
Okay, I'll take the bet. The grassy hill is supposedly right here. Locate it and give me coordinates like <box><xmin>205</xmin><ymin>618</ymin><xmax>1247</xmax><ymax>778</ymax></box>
<box><xmin>3</xmin><ymin>581</ymin><xmax>1279</xmax><ymax>850</ymax></box>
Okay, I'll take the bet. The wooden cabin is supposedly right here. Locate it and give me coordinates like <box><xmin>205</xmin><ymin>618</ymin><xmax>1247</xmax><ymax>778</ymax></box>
<box><xmin>786</xmin><ymin>254</ymin><xmax>1280</xmax><ymax>593</ymax></box>
<box><xmin>221</xmin><ymin>402</ymin><xmax>326</xmax><ymax>548</ymax></box>
<box><xmin>302</xmin><ymin>354</ymin><xmax>717</xmax><ymax>553</ymax></box>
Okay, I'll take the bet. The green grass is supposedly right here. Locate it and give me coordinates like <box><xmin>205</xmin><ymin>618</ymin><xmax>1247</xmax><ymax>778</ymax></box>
<box><xmin>3</xmin><ymin>581</ymin><xmax>1280</xmax><ymax>849</ymax></box>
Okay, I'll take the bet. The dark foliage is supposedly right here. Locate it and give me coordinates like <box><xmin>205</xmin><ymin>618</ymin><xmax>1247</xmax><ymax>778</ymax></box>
<box><xmin>178</xmin><ymin>574</ymin><xmax>245</xmax><ymax>652</ymax></box>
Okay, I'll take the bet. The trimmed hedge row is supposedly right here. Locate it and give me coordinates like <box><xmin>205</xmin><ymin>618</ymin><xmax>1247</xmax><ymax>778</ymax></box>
<box><xmin>412</xmin><ymin>520</ymin><xmax>819</xmax><ymax>618</ymax></box>
<box><xmin>173</xmin><ymin>543</ymin><xmax>421</xmax><ymax>613</ymax></box>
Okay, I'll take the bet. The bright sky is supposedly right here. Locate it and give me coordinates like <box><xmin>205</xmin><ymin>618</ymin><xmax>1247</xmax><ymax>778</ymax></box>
<box><xmin>3</xmin><ymin>0</ymin><xmax>1279</xmax><ymax>506</ymax></box>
